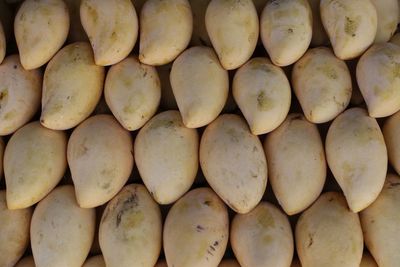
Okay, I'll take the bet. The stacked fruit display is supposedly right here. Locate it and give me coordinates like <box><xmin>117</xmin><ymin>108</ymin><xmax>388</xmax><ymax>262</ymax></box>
<box><xmin>0</xmin><ymin>0</ymin><xmax>399</xmax><ymax>266</ymax></box>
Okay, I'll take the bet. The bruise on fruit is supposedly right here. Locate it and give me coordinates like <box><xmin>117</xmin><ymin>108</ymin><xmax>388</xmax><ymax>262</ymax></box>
<box><xmin>0</xmin><ymin>88</ymin><xmax>8</xmax><ymax>109</ymax></box>
<box><xmin>196</xmin><ymin>225</ymin><xmax>205</xmax><ymax>232</ymax></box>
<box><xmin>115</xmin><ymin>192</ymin><xmax>139</xmax><ymax>228</ymax></box>
<box><xmin>307</xmin><ymin>233</ymin><xmax>314</xmax><ymax>247</ymax></box>
<box><xmin>257</xmin><ymin>91</ymin><xmax>274</xmax><ymax>111</ymax></box>
<box><xmin>257</xmin><ymin>209</ymin><xmax>275</xmax><ymax>228</ymax></box>
<box><xmin>149</xmin><ymin>119</ymin><xmax>176</xmax><ymax>130</ymax></box>
<box><xmin>226</xmin><ymin>127</ymin><xmax>242</xmax><ymax>142</ymax></box>
<box><xmin>318</xmin><ymin>64</ymin><xmax>338</xmax><ymax>79</ymax></box>
<box><xmin>84</xmin><ymin>2</ymin><xmax>98</xmax><ymax>23</ymax></box>
<box><xmin>345</xmin><ymin>16</ymin><xmax>359</xmax><ymax>37</ymax></box>
<box><xmin>263</xmin><ymin>234</ymin><xmax>272</xmax><ymax>244</ymax></box>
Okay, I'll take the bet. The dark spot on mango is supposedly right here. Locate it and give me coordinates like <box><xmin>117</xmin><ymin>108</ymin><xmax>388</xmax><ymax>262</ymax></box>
<box><xmin>345</xmin><ymin>16</ymin><xmax>359</xmax><ymax>37</ymax></box>
<box><xmin>196</xmin><ymin>225</ymin><xmax>205</xmax><ymax>232</ymax></box>
<box><xmin>307</xmin><ymin>233</ymin><xmax>314</xmax><ymax>247</ymax></box>
<box><xmin>116</xmin><ymin>193</ymin><xmax>139</xmax><ymax>227</ymax></box>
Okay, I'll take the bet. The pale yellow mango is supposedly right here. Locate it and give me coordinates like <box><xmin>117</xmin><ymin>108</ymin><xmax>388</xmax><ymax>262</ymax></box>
<box><xmin>326</xmin><ymin>108</ymin><xmax>387</xmax><ymax>212</ymax></box>
<box><xmin>105</xmin><ymin>56</ymin><xmax>161</xmax><ymax>131</ymax></box>
<box><xmin>356</xmin><ymin>43</ymin><xmax>400</xmax><ymax>118</ymax></box>
<box><xmin>383</xmin><ymin>110</ymin><xmax>400</xmax><ymax>175</ymax></box>
<box><xmin>41</xmin><ymin>42</ymin><xmax>104</xmax><ymax>130</ymax></box>
<box><xmin>206</xmin><ymin>0</ymin><xmax>258</xmax><ymax>70</ymax></box>
<box><xmin>81</xmin><ymin>0</ymin><xmax>138</xmax><ymax>66</ymax></box>
<box><xmin>264</xmin><ymin>114</ymin><xmax>326</xmax><ymax>215</ymax></box>
<box><xmin>231</xmin><ymin>202</ymin><xmax>294</xmax><ymax>267</ymax></box>
<box><xmin>139</xmin><ymin>0</ymin><xmax>192</xmax><ymax>65</ymax></box>
<box><xmin>0</xmin><ymin>55</ymin><xmax>41</xmax><ymax>135</ymax></box>
<box><xmin>233</xmin><ymin>57</ymin><xmax>291</xmax><ymax>135</ymax></box>
<box><xmin>292</xmin><ymin>47</ymin><xmax>352</xmax><ymax>123</ymax></box>
<box><xmin>4</xmin><ymin>121</ymin><xmax>67</xmax><ymax>209</ymax></box>
<box><xmin>0</xmin><ymin>191</ymin><xmax>31</xmax><ymax>267</ymax></box>
<box><xmin>200</xmin><ymin>114</ymin><xmax>268</xmax><ymax>213</ymax></box>
<box><xmin>360</xmin><ymin>174</ymin><xmax>400</xmax><ymax>267</ymax></box>
<box><xmin>296</xmin><ymin>192</ymin><xmax>364</xmax><ymax>267</ymax></box>
<box><xmin>31</xmin><ymin>185</ymin><xmax>95</xmax><ymax>267</ymax></box>
<box><xmin>135</xmin><ymin>111</ymin><xmax>198</xmax><ymax>204</ymax></box>
<box><xmin>371</xmin><ymin>0</ymin><xmax>398</xmax><ymax>43</ymax></box>
<box><xmin>170</xmin><ymin>46</ymin><xmax>229</xmax><ymax>128</ymax></box>
<box><xmin>164</xmin><ymin>188</ymin><xmax>229</xmax><ymax>267</ymax></box>
<box><xmin>100</xmin><ymin>184</ymin><xmax>162</xmax><ymax>267</ymax></box>
<box><xmin>320</xmin><ymin>0</ymin><xmax>377</xmax><ymax>60</ymax></box>
<box><xmin>260</xmin><ymin>0</ymin><xmax>312</xmax><ymax>66</ymax></box>
<box><xmin>68</xmin><ymin>115</ymin><xmax>134</xmax><ymax>208</ymax></box>
<box><xmin>14</xmin><ymin>0</ymin><xmax>69</xmax><ymax>70</ymax></box>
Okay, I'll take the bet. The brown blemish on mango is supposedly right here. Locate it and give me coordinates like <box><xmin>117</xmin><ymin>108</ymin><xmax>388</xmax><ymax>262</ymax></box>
<box><xmin>257</xmin><ymin>210</ymin><xmax>275</xmax><ymax>228</ymax></box>
<box><xmin>373</xmin><ymin>85</ymin><xmax>393</xmax><ymax>100</ymax></box>
<box><xmin>263</xmin><ymin>234</ymin><xmax>272</xmax><ymax>244</ymax></box>
<box><xmin>121</xmin><ymin>210</ymin><xmax>144</xmax><ymax>229</ymax></box>
<box><xmin>250</xmin><ymin>59</ymin><xmax>272</xmax><ymax>72</ymax></box>
<box><xmin>3</xmin><ymin>110</ymin><xmax>16</xmax><ymax>120</ymax></box>
<box><xmin>85</xmin><ymin>3</ymin><xmax>98</xmax><ymax>23</ymax></box>
<box><xmin>0</xmin><ymin>88</ymin><xmax>8</xmax><ymax>109</ymax></box>
<box><xmin>149</xmin><ymin>119</ymin><xmax>176</xmax><ymax>130</ymax></box>
<box><xmin>116</xmin><ymin>192</ymin><xmax>139</xmax><ymax>227</ymax></box>
<box><xmin>123</xmin><ymin>105</ymin><xmax>137</xmax><ymax>114</ymax></box>
<box><xmin>257</xmin><ymin>91</ymin><xmax>274</xmax><ymax>111</ymax></box>
<box><xmin>345</xmin><ymin>16</ymin><xmax>359</xmax><ymax>37</ymax></box>
<box><xmin>318</xmin><ymin>64</ymin><xmax>338</xmax><ymax>79</ymax></box>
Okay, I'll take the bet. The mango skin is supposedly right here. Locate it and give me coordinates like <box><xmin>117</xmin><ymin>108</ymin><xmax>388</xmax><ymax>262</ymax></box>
<box><xmin>292</xmin><ymin>47</ymin><xmax>352</xmax><ymax>123</ymax></box>
<box><xmin>14</xmin><ymin>0</ymin><xmax>69</xmax><ymax>70</ymax></box>
<box><xmin>0</xmin><ymin>191</ymin><xmax>32</xmax><ymax>267</ymax></box>
<box><xmin>99</xmin><ymin>184</ymin><xmax>162</xmax><ymax>267</ymax></box>
<box><xmin>0</xmin><ymin>55</ymin><xmax>42</xmax><ymax>136</ymax></box>
<box><xmin>356</xmin><ymin>43</ymin><xmax>400</xmax><ymax>118</ymax></box>
<box><xmin>206</xmin><ymin>0</ymin><xmax>259</xmax><ymax>70</ymax></box>
<box><xmin>260</xmin><ymin>0</ymin><xmax>312</xmax><ymax>66</ymax></box>
<box><xmin>139</xmin><ymin>0</ymin><xmax>193</xmax><ymax>66</ymax></box>
<box><xmin>67</xmin><ymin>115</ymin><xmax>134</xmax><ymax>208</ymax></box>
<box><xmin>164</xmin><ymin>188</ymin><xmax>229</xmax><ymax>267</ymax></box>
<box><xmin>231</xmin><ymin>202</ymin><xmax>294</xmax><ymax>267</ymax></box>
<box><xmin>134</xmin><ymin>111</ymin><xmax>198</xmax><ymax>204</ymax></box>
<box><xmin>264</xmin><ymin>114</ymin><xmax>326</xmax><ymax>215</ymax></box>
<box><xmin>296</xmin><ymin>192</ymin><xmax>364</xmax><ymax>267</ymax></box>
<box><xmin>4</xmin><ymin>121</ymin><xmax>67</xmax><ymax>210</ymax></box>
<box><xmin>233</xmin><ymin>57</ymin><xmax>291</xmax><ymax>135</ymax></box>
<box><xmin>320</xmin><ymin>0</ymin><xmax>377</xmax><ymax>60</ymax></box>
<box><xmin>80</xmin><ymin>0</ymin><xmax>138</xmax><ymax>66</ymax></box>
<box><xmin>383</xmin><ymin>110</ymin><xmax>400</xmax><ymax>175</ymax></box>
<box><xmin>41</xmin><ymin>42</ymin><xmax>105</xmax><ymax>130</ymax></box>
<box><xmin>31</xmin><ymin>185</ymin><xmax>95</xmax><ymax>267</ymax></box>
<box><xmin>325</xmin><ymin>108</ymin><xmax>387</xmax><ymax>212</ymax></box>
<box><xmin>170</xmin><ymin>46</ymin><xmax>229</xmax><ymax>128</ymax></box>
<box><xmin>360</xmin><ymin>174</ymin><xmax>400</xmax><ymax>267</ymax></box>
<box><xmin>200</xmin><ymin>114</ymin><xmax>268</xmax><ymax>214</ymax></box>
<box><xmin>105</xmin><ymin>56</ymin><xmax>161</xmax><ymax>131</ymax></box>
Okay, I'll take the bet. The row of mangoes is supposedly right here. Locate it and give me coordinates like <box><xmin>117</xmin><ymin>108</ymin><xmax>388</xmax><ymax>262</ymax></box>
<box><xmin>0</xmin><ymin>0</ymin><xmax>400</xmax><ymax>266</ymax></box>
<box><xmin>3</xmin><ymin>177</ymin><xmax>399</xmax><ymax>267</ymax></box>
